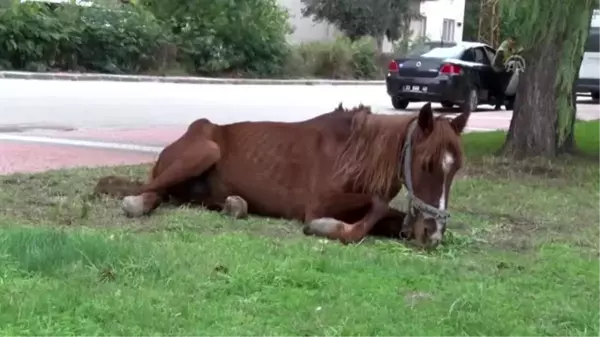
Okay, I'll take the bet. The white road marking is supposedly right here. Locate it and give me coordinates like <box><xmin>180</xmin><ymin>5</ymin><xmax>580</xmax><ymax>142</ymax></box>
<box><xmin>0</xmin><ymin>134</ymin><xmax>163</xmax><ymax>153</ymax></box>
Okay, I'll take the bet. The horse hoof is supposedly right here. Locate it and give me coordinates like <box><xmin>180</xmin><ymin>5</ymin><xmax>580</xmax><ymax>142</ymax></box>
<box><xmin>122</xmin><ymin>195</ymin><xmax>145</xmax><ymax>218</ymax></box>
<box><xmin>222</xmin><ymin>195</ymin><xmax>248</xmax><ymax>219</ymax></box>
<box><xmin>304</xmin><ymin>218</ymin><xmax>342</xmax><ymax>238</ymax></box>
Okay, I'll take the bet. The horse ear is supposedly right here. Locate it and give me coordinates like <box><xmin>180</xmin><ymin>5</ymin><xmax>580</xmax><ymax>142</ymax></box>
<box><xmin>450</xmin><ymin>111</ymin><xmax>470</xmax><ymax>134</ymax></box>
<box><xmin>336</xmin><ymin>102</ymin><xmax>344</xmax><ymax>111</ymax></box>
<box><xmin>418</xmin><ymin>102</ymin><xmax>434</xmax><ymax>132</ymax></box>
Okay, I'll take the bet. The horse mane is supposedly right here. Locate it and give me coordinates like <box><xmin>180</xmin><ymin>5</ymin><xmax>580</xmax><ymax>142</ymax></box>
<box><xmin>332</xmin><ymin>113</ymin><xmax>406</xmax><ymax>196</ymax></box>
<box><xmin>301</xmin><ymin>103</ymin><xmax>374</xmax><ymax>145</ymax></box>
<box><xmin>334</xmin><ymin>103</ymin><xmax>373</xmax><ymax>116</ymax></box>
<box><xmin>307</xmin><ymin>102</ymin><xmax>373</xmax><ymax>121</ymax></box>
<box><xmin>332</xmin><ymin>112</ymin><xmax>463</xmax><ymax>197</ymax></box>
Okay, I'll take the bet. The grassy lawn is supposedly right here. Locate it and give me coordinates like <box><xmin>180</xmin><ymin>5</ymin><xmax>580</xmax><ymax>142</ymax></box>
<box><xmin>0</xmin><ymin>121</ymin><xmax>598</xmax><ymax>336</ymax></box>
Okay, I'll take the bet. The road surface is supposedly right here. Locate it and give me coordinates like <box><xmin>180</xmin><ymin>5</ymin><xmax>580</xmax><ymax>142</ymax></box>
<box><xmin>0</xmin><ymin>78</ymin><xmax>510</xmax><ymax>127</ymax></box>
<box><xmin>0</xmin><ymin>78</ymin><xmax>598</xmax><ymax>174</ymax></box>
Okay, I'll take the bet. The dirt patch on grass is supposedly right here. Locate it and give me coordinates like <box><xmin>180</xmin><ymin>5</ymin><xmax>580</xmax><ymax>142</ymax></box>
<box><xmin>1</xmin><ymin>165</ymin><xmax>146</xmax><ymax>227</ymax></box>
<box><xmin>0</xmin><ymin>164</ymin><xmax>307</xmax><ymax>241</ymax></box>
<box><xmin>0</xmin><ymin>156</ymin><xmax>597</xmax><ymax>254</ymax></box>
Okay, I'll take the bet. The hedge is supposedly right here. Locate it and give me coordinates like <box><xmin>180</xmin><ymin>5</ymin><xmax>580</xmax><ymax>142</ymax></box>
<box><xmin>0</xmin><ymin>1</ymin><xmax>387</xmax><ymax>80</ymax></box>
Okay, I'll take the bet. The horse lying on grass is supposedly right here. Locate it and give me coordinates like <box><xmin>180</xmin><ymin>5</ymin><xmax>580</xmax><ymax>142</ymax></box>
<box><xmin>95</xmin><ymin>102</ymin><xmax>469</xmax><ymax>247</ymax></box>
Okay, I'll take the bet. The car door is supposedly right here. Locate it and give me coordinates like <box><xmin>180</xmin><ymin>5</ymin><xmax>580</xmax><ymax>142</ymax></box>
<box><xmin>459</xmin><ymin>47</ymin><xmax>481</xmax><ymax>83</ymax></box>
<box><xmin>474</xmin><ymin>46</ymin><xmax>497</xmax><ymax>101</ymax></box>
<box><xmin>461</xmin><ymin>47</ymin><xmax>490</xmax><ymax>100</ymax></box>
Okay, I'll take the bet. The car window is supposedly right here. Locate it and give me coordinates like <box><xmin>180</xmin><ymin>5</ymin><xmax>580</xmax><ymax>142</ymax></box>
<box><xmin>461</xmin><ymin>49</ymin><xmax>476</xmax><ymax>62</ymax></box>
<box><xmin>407</xmin><ymin>42</ymin><xmax>458</xmax><ymax>57</ymax></box>
<box><xmin>407</xmin><ymin>44</ymin><xmax>435</xmax><ymax>57</ymax></box>
<box><xmin>473</xmin><ymin>47</ymin><xmax>490</xmax><ymax>65</ymax></box>
<box><xmin>420</xmin><ymin>46</ymin><xmax>464</xmax><ymax>59</ymax></box>
<box><xmin>483</xmin><ymin>46</ymin><xmax>496</xmax><ymax>61</ymax></box>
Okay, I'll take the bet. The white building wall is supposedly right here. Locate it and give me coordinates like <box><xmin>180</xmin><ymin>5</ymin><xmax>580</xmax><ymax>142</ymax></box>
<box><xmin>418</xmin><ymin>0</ymin><xmax>465</xmax><ymax>42</ymax></box>
<box><xmin>279</xmin><ymin>0</ymin><xmax>466</xmax><ymax>47</ymax></box>
<box><xmin>278</xmin><ymin>0</ymin><xmax>341</xmax><ymax>44</ymax></box>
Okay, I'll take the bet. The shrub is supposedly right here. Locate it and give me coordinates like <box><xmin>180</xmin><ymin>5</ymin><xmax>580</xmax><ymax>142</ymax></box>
<box><xmin>0</xmin><ymin>2</ymin><xmax>68</xmax><ymax>71</ymax></box>
<box><xmin>0</xmin><ymin>1</ymin><xmax>380</xmax><ymax>79</ymax></box>
<box><xmin>141</xmin><ymin>0</ymin><xmax>292</xmax><ymax>77</ymax></box>
<box><xmin>350</xmin><ymin>37</ymin><xmax>379</xmax><ymax>79</ymax></box>
<box><xmin>0</xmin><ymin>2</ymin><xmax>171</xmax><ymax>73</ymax></box>
<box><xmin>76</xmin><ymin>5</ymin><xmax>170</xmax><ymax>74</ymax></box>
<box><xmin>285</xmin><ymin>36</ymin><xmax>382</xmax><ymax>80</ymax></box>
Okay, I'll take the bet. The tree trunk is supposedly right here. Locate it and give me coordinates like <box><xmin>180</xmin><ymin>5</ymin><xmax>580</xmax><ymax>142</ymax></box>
<box><xmin>556</xmin><ymin>14</ymin><xmax>594</xmax><ymax>154</ymax></box>
<box><xmin>500</xmin><ymin>0</ymin><xmax>594</xmax><ymax>158</ymax></box>
<box><xmin>375</xmin><ymin>36</ymin><xmax>384</xmax><ymax>53</ymax></box>
<box><xmin>557</xmin><ymin>84</ymin><xmax>578</xmax><ymax>154</ymax></box>
<box><xmin>501</xmin><ymin>43</ymin><xmax>563</xmax><ymax>158</ymax></box>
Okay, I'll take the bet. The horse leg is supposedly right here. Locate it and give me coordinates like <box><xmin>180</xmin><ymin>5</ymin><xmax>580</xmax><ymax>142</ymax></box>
<box><xmin>304</xmin><ymin>193</ymin><xmax>405</xmax><ymax>244</ymax></box>
<box><xmin>368</xmin><ymin>207</ymin><xmax>413</xmax><ymax>240</ymax></box>
<box><xmin>121</xmin><ymin>140</ymin><xmax>221</xmax><ymax>217</ymax></box>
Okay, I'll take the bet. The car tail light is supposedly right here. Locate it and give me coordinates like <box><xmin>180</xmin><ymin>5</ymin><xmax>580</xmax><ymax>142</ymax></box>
<box><xmin>388</xmin><ymin>60</ymin><xmax>399</xmax><ymax>72</ymax></box>
<box><xmin>439</xmin><ymin>63</ymin><xmax>462</xmax><ymax>75</ymax></box>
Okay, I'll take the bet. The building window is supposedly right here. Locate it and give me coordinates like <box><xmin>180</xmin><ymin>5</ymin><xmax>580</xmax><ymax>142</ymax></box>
<box><xmin>442</xmin><ymin>18</ymin><xmax>456</xmax><ymax>42</ymax></box>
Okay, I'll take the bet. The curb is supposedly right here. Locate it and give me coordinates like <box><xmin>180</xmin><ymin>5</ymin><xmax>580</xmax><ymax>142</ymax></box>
<box><xmin>0</xmin><ymin>71</ymin><xmax>386</xmax><ymax>86</ymax></box>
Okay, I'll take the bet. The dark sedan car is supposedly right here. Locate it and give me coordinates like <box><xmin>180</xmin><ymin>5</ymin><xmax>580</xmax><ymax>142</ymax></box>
<box><xmin>386</xmin><ymin>41</ymin><xmax>513</xmax><ymax>112</ymax></box>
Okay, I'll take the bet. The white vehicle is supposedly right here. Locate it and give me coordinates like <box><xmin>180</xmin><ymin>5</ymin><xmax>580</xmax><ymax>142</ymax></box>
<box><xmin>577</xmin><ymin>10</ymin><xmax>600</xmax><ymax>100</ymax></box>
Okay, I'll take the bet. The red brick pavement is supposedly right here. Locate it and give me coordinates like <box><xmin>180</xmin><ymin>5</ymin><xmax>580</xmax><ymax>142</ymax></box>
<box><xmin>0</xmin><ymin>141</ymin><xmax>156</xmax><ymax>175</ymax></box>
<box><xmin>5</xmin><ymin>126</ymin><xmax>187</xmax><ymax>146</ymax></box>
<box><xmin>6</xmin><ymin>107</ymin><xmax>596</xmax><ymax>175</ymax></box>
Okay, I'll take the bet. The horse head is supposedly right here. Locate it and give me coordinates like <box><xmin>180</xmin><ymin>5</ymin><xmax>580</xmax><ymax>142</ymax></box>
<box><xmin>402</xmin><ymin>102</ymin><xmax>469</xmax><ymax>247</ymax></box>
<box><xmin>332</xmin><ymin>102</ymin><xmax>469</xmax><ymax>247</ymax></box>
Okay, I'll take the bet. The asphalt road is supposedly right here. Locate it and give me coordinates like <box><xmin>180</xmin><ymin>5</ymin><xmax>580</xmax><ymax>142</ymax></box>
<box><xmin>0</xmin><ymin>79</ymin><xmax>399</xmax><ymax>128</ymax></box>
<box><xmin>1</xmin><ymin>78</ymin><xmax>597</xmax><ymax>129</ymax></box>
<box><xmin>1</xmin><ymin>78</ymin><xmax>598</xmax><ymax>127</ymax></box>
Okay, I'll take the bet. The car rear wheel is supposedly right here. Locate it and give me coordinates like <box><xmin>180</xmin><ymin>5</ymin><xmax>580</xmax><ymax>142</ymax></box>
<box><xmin>391</xmin><ymin>96</ymin><xmax>409</xmax><ymax>110</ymax></box>
<box><xmin>592</xmin><ymin>91</ymin><xmax>599</xmax><ymax>101</ymax></box>
<box><xmin>441</xmin><ymin>101</ymin><xmax>454</xmax><ymax>108</ymax></box>
<box><xmin>461</xmin><ymin>88</ymin><xmax>478</xmax><ymax>113</ymax></box>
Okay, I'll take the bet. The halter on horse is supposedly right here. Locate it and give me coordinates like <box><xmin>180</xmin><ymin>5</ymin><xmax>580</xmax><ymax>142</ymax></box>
<box><xmin>400</xmin><ymin>118</ymin><xmax>451</xmax><ymax>245</ymax></box>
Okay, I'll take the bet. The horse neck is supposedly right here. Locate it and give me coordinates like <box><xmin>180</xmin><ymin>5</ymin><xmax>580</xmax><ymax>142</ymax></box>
<box><xmin>332</xmin><ymin>114</ymin><xmax>412</xmax><ymax>196</ymax></box>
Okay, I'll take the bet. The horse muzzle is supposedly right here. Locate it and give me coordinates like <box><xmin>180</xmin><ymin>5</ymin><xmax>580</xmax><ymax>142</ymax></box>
<box><xmin>410</xmin><ymin>214</ymin><xmax>446</xmax><ymax>249</ymax></box>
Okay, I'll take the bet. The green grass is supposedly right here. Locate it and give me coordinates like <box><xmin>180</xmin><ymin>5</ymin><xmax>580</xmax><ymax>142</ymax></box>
<box><xmin>0</xmin><ymin>121</ymin><xmax>598</xmax><ymax>336</ymax></box>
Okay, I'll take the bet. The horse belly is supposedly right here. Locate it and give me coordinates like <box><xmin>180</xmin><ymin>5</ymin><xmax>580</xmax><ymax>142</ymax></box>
<box><xmin>212</xmin><ymin>122</ymin><xmax>336</xmax><ymax>221</ymax></box>
<box><xmin>211</xmin><ymin>165</ymin><xmax>308</xmax><ymax>220</ymax></box>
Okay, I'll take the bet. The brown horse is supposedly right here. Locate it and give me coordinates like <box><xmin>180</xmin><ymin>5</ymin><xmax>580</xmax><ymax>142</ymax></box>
<box><xmin>95</xmin><ymin>102</ymin><xmax>469</xmax><ymax>247</ymax></box>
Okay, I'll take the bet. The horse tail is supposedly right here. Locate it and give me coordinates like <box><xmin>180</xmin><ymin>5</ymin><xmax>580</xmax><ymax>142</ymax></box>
<box><xmin>93</xmin><ymin>175</ymin><xmax>144</xmax><ymax>198</ymax></box>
